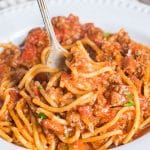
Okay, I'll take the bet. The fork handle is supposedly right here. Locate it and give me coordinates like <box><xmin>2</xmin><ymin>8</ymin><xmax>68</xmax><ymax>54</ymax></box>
<box><xmin>37</xmin><ymin>0</ymin><xmax>58</xmax><ymax>45</ymax></box>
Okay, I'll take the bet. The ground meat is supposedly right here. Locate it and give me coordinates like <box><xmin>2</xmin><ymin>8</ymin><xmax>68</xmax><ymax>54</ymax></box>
<box><xmin>0</xmin><ymin>47</ymin><xmax>20</xmax><ymax>68</ymax></box>
<box><xmin>139</xmin><ymin>96</ymin><xmax>149</xmax><ymax>111</ymax></box>
<box><xmin>83</xmin><ymin>23</ymin><xmax>103</xmax><ymax>46</ymax></box>
<box><xmin>20</xmin><ymin>28</ymin><xmax>49</xmax><ymax>67</ymax></box>
<box><xmin>52</xmin><ymin>14</ymin><xmax>104</xmax><ymax>46</ymax></box>
<box><xmin>100</xmin><ymin>41</ymin><xmax>121</xmax><ymax>61</ymax></box>
<box><xmin>108</xmin><ymin>73</ymin><xmax>123</xmax><ymax>85</ymax></box>
<box><xmin>130</xmin><ymin>42</ymin><xmax>150</xmax><ymax>63</ymax></box>
<box><xmin>0</xmin><ymin>46</ymin><xmax>26</xmax><ymax>83</ymax></box>
<box><xmin>57</xmin><ymin>143</ymin><xmax>68</xmax><ymax>150</ymax></box>
<box><xmin>70</xmin><ymin>141</ymin><xmax>92</xmax><ymax>150</ymax></box>
<box><xmin>66</xmin><ymin>111</ymin><xmax>81</xmax><ymax>127</ymax></box>
<box><xmin>52</xmin><ymin>14</ymin><xmax>83</xmax><ymax>45</ymax></box>
<box><xmin>106</xmin><ymin>85</ymin><xmax>130</xmax><ymax>107</ymax></box>
<box><xmin>78</xmin><ymin>105</ymin><xmax>93</xmax><ymax>118</ymax></box>
<box><xmin>0</xmin><ymin>47</ymin><xmax>27</xmax><ymax>83</ymax></box>
<box><xmin>46</xmin><ymin>87</ymin><xmax>63</xmax><ymax>106</ymax></box>
<box><xmin>23</xmin><ymin>104</ymin><xmax>29</xmax><ymax>114</ymax></box>
<box><xmin>110</xmin><ymin>91</ymin><xmax>126</xmax><ymax>107</ymax></box>
<box><xmin>42</xmin><ymin>118</ymin><xmax>64</xmax><ymax>134</ymax></box>
<box><xmin>78</xmin><ymin>105</ymin><xmax>99</xmax><ymax>129</ymax></box>
<box><xmin>130</xmin><ymin>42</ymin><xmax>150</xmax><ymax>79</ymax></box>
<box><xmin>0</xmin><ymin>64</ymin><xmax>9</xmax><ymax>82</ymax></box>
<box><xmin>122</xmin><ymin>56</ymin><xmax>137</xmax><ymax>75</ymax></box>
<box><xmin>11</xmin><ymin>67</ymin><xmax>27</xmax><ymax>83</ymax></box>
<box><xmin>116</xmin><ymin>29</ymin><xmax>131</xmax><ymax>56</ymax></box>
<box><xmin>94</xmin><ymin>105</ymin><xmax>120</xmax><ymax>124</ymax></box>
<box><xmin>134</xmin><ymin>64</ymin><xmax>144</xmax><ymax>79</ymax></box>
<box><xmin>9</xmin><ymin>89</ymin><xmax>19</xmax><ymax>102</ymax></box>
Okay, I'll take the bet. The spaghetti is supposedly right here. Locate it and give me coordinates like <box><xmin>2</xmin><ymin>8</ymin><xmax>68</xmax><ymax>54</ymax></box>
<box><xmin>0</xmin><ymin>14</ymin><xmax>150</xmax><ymax>150</ymax></box>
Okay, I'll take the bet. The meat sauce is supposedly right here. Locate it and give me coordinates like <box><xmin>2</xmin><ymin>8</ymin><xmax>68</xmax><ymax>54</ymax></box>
<box><xmin>0</xmin><ymin>14</ymin><xmax>150</xmax><ymax>149</ymax></box>
<box><xmin>0</xmin><ymin>14</ymin><xmax>149</xmax><ymax>121</ymax></box>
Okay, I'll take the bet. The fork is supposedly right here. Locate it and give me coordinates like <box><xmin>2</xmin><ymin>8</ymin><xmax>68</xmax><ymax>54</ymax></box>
<box><xmin>37</xmin><ymin>0</ymin><xmax>68</xmax><ymax>69</ymax></box>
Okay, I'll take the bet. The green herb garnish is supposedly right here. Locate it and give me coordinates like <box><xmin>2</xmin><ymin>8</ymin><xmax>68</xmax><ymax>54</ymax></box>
<box><xmin>38</xmin><ymin>112</ymin><xmax>47</xmax><ymax>120</ymax></box>
<box><xmin>124</xmin><ymin>92</ymin><xmax>135</xmax><ymax>107</ymax></box>
<box><xmin>125</xmin><ymin>92</ymin><xmax>133</xmax><ymax>100</ymax></box>
<box><xmin>103</xmin><ymin>32</ymin><xmax>111</xmax><ymax>38</ymax></box>
<box><xmin>124</xmin><ymin>100</ymin><xmax>135</xmax><ymax>107</ymax></box>
<box><xmin>37</xmin><ymin>85</ymin><xmax>43</xmax><ymax>90</ymax></box>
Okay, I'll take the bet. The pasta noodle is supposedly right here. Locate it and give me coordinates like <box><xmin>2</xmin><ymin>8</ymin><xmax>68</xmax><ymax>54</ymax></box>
<box><xmin>81</xmin><ymin>130</ymin><xmax>122</xmax><ymax>143</ymax></box>
<box><xmin>58</xmin><ymin>127</ymin><xmax>80</xmax><ymax>144</ymax></box>
<box><xmin>31</xmin><ymin>115</ymin><xmax>45</xmax><ymax>150</ymax></box>
<box><xmin>120</xmin><ymin>71</ymin><xmax>141</xmax><ymax>144</ymax></box>
<box><xmin>36</xmin><ymin>108</ymin><xmax>67</xmax><ymax>125</ymax></box>
<box><xmin>11</xmin><ymin>127</ymin><xmax>32</xmax><ymax>149</ymax></box>
<box><xmin>9</xmin><ymin>110</ymin><xmax>33</xmax><ymax>143</ymax></box>
<box><xmin>16</xmin><ymin>99</ymin><xmax>32</xmax><ymax>134</ymax></box>
<box><xmin>0</xmin><ymin>90</ymin><xmax>11</xmax><ymax>118</ymax></box>
<box><xmin>97</xmin><ymin>137</ymin><xmax>114</xmax><ymax>150</ymax></box>
<box><xmin>33</xmin><ymin>92</ymin><xmax>97</xmax><ymax>113</ymax></box>
<box><xmin>82</xmin><ymin>106</ymin><xmax>134</xmax><ymax>138</ymax></box>
<box><xmin>0</xmin><ymin>129</ymin><xmax>12</xmax><ymax>142</ymax></box>
<box><xmin>140</xmin><ymin>117</ymin><xmax>150</xmax><ymax>129</ymax></box>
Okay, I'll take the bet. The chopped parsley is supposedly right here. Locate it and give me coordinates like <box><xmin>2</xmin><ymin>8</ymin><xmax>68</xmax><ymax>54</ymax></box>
<box><xmin>103</xmin><ymin>32</ymin><xmax>111</xmax><ymax>38</ymax></box>
<box><xmin>124</xmin><ymin>92</ymin><xmax>135</xmax><ymax>107</ymax></box>
<box><xmin>125</xmin><ymin>92</ymin><xmax>133</xmax><ymax>100</ymax></box>
<box><xmin>37</xmin><ymin>85</ymin><xmax>43</xmax><ymax>90</ymax></box>
<box><xmin>124</xmin><ymin>100</ymin><xmax>135</xmax><ymax>107</ymax></box>
<box><xmin>38</xmin><ymin>112</ymin><xmax>47</xmax><ymax>120</ymax></box>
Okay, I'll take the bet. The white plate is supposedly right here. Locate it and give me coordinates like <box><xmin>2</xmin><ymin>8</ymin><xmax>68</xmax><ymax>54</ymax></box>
<box><xmin>0</xmin><ymin>0</ymin><xmax>150</xmax><ymax>149</ymax></box>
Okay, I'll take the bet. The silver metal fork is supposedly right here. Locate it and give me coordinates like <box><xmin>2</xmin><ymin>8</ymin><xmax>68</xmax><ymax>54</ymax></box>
<box><xmin>37</xmin><ymin>0</ymin><xmax>68</xmax><ymax>69</ymax></box>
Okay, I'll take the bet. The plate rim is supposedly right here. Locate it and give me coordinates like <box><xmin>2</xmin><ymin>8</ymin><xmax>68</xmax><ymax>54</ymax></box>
<box><xmin>0</xmin><ymin>0</ymin><xmax>150</xmax><ymax>16</ymax></box>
